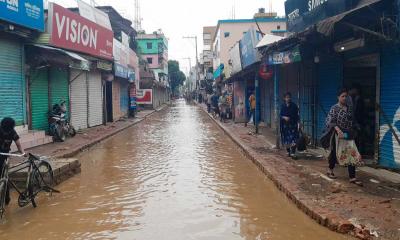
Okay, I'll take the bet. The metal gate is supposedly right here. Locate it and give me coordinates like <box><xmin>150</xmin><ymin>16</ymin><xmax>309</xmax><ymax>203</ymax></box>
<box><xmin>379</xmin><ymin>46</ymin><xmax>400</xmax><ymax>168</ymax></box>
<box><xmin>30</xmin><ymin>67</ymin><xmax>49</xmax><ymax>130</ymax></box>
<box><xmin>88</xmin><ymin>71</ymin><xmax>103</xmax><ymax>127</ymax></box>
<box><xmin>0</xmin><ymin>37</ymin><xmax>25</xmax><ymax>125</ymax></box>
<box><xmin>317</xmin><ymin>56</ymin><xmax>343</xmax><ymax>137</ymax></box>
<box><xmin>70</xmin><ymin>70</ymin><xmax>88</xmax><ymax>130</ymax></box>
<box><xmin>112</xmin><ymin>79</ymin><xmax>121</xmax><ymax>121</ymax></box>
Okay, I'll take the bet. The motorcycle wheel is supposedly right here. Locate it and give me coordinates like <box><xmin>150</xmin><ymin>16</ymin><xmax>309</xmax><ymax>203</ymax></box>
<box><xmin>55</xmin><ymin>125</ymin><xmax>66</xmax><ymax>142</ymax></box>
<box><xmin>68</xmin><ymin>126</ymin><xmax>76</xmax><ymax>137</ymax></box>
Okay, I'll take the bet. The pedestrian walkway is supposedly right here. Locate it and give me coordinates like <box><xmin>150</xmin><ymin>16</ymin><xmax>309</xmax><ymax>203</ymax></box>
<box><xmin>9</xmin><ymin>106</ymin><xmax>167</xmax><ymax>184</ymax></box>
<box><xmin>199</xmin><ymin>103</ymin><xmax>400</xmax><ymax>240</ymax></box>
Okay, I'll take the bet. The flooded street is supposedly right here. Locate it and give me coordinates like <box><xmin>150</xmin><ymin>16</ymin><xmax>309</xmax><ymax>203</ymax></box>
<box><xmin>0</xmin><ymin>100</ymin><xmax>349</xmax><ymax>240</ymax></box>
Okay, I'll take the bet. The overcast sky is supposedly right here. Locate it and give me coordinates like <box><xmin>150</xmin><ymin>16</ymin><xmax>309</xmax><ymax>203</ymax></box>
<box><xmin>53</xmin><ymin>0</ymin><xmax>286</xmax><ymax>75</ymax></box>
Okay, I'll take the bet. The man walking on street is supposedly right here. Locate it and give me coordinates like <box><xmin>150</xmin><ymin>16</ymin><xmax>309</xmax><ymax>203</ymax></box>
<box><xmin>207</xmin><ymin>93</ymin><xmax>212</xmax><ymax>113</ymax></box>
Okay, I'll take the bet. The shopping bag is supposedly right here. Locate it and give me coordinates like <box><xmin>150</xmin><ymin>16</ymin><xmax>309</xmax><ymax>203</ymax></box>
<box><xmin>335</xmin><ymin>135</ymin><xmax>363</xmax><ymax>166</ymax></box>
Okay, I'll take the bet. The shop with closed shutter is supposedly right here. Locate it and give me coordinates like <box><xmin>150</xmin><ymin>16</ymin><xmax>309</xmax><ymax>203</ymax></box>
<box><xmin>113</xmin><ymin>63</ymin><xmax>129</xmax><ymax>121</ymax></box>
<box><xmin>70</xmin><ymin>70</ymin><xmax>89</xmax><ymax>130</ymax></box>
<box><xmin>0</xmin><ymin>35</ymin><xmax>26</xmax><ymax>127</ymax></box>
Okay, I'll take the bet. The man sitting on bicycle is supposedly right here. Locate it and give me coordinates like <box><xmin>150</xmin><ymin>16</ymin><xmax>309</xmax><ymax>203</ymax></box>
<box><xmin>0</xmin><ymin>117</ymin><xmax>26</xmax><ymax>205</ymax></box>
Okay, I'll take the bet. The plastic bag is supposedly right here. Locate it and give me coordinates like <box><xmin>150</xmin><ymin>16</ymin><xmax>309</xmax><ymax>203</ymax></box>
<box><xmin>335</xmin><ymin>135</ymin><xmax>363</xmax><ymax>166</ymax></box>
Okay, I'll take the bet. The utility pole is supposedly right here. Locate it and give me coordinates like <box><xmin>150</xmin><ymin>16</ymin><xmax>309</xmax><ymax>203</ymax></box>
<box><xmin>183</xmin><ymin>36</ymin><xmax>199</xmax><ymax>96</ymax></box>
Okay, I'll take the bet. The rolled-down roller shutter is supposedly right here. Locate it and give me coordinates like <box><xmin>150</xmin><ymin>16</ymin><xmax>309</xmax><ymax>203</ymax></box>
<box><xmin>30</xmin><ymin>68</ymin><xmax>49</xmax><ymax>131</ymax></box>
<box><xmin>50</xmin><ymin>67</ymin><xmax>69</xmax><ymax>119</ymax></box>
<box><xmin>70</xmin><ymin>70</ymin><xmax>88</xmax><ymax>130</ymax></box>
<box><xmin>88</xmin><ymin>71</ymin><xmax>103</xmax><ymax>127</ymax></box>
<box><xmin>0</xmin><ymin>37</ymin><xmax>25</xmax><ymax>125</ymax></box>
<box><xmin>379</xmin><ymin>46</ymin><xmax>400</xmax><ymax>169</ymax></box>
<box><xmin>120</xmin><ymin>80</ymin><xmax>129</xmax><ymax>117</ymax></box>
<box><xmin>112</xmin><ymin>79</ymin><xmax>121</xmax><ymax>121</ymax></box>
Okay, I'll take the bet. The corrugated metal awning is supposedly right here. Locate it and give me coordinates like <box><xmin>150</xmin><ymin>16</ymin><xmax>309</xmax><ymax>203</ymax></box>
<box><xmin>316</xmin><ymin>0</ymin><xmax>383</xmax><ymax>36</ymax></box>
<box><xmin>30</xmin><ymin>44</ymin><xmax>89</xmax><ymax>63</ymax></box>
<box><xmin>256</xmin><ymin>34</ymin><xmax>285</xmax><ymax>48</ymax></box>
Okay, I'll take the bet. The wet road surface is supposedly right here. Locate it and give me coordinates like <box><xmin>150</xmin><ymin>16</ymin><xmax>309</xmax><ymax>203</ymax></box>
<box><xmin>0</xmin><ymin>100</ymin><xmax>350</xmax><ymax>239</ymax></box>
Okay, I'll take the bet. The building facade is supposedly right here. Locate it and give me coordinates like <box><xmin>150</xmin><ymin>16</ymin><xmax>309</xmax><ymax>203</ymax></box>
<box><xmin>212</xmin><ymin>11</ymin><xmax>287</xmax><ymax>78</ymax></box>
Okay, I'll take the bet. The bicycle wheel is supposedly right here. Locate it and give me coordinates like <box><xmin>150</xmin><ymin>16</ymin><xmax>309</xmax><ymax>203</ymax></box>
<box><xmin>0</xmin><ymin>179</ymin><xmax>7</xmax><ymax>218</ymax></box>
<box><xmin>30</xmin><ymin>161</ymin><xmax>55</xmax><ymax>196</ymax></box>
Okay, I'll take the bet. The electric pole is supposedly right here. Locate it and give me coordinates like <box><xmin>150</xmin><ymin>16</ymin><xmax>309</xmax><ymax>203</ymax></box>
<box><xmin>183</xmin><ymin>36</ymin><xmax>199</xmax><ymax>94</ymax></box>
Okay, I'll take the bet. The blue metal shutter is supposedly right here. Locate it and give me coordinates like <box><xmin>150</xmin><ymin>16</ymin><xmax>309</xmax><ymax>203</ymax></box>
<box><xmin>120</xmin><ymin>80</ymin><xmax>129</xmax><ymax>116</ymax></box>
<box><xmin>379</xmin><ymin>45</ymin><xmax>400</xmax><ymax>169</ymax></box>
<box><xmin>0</xmin><ymin>37</ymin><xmax>25</xmax><ymax>125</ymax></box>
<box><xmin>317</xmin><ymin>56</ymin><xmax>342</xmax><ymax>137</ymax></box>
<box><xmin>30</xmin><ymin>68</ymin><xmax>49</xmax><ymax>130</ymax></box>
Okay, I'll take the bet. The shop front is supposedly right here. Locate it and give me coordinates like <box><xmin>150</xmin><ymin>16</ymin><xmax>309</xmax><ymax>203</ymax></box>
<box><xmin>113</xmin><ymin>63</ymin><xmax>129</xmax><ymax>121</ymax></box>
<box><xmin>0</xmin><ymin>0</ymin><xmax>44</xmax><ymax>130</ymax></box>
<box><xmin>269</xmin><ymin>0</ymin><xmax>398</xmax><ymax>168</ymax></box>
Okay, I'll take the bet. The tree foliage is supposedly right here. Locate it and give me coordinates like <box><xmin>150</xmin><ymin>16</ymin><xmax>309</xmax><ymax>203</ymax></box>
<box><xmin>168</xmin><ymin>60</ymin><xmax>186</xmax><ymax>95</ymax></box>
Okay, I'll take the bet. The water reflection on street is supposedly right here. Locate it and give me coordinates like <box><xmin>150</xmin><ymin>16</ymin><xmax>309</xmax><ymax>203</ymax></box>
<box><xmin>0</xmin><ymin>100</ymin><xmax>350</xmax><ymax>239</ymax></box>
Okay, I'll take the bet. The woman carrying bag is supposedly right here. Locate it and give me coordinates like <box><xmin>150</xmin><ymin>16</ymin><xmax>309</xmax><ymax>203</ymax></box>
<box><xmin>322</xmin><ymin>88</ymin><xmax>363</xmax><ymax>186</ymax></box>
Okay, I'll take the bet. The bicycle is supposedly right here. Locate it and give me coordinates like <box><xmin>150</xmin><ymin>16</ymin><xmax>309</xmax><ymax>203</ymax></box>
<box><xmin>0</xmin><ymin>153</ymin><xmax>60</xmax><ymax>219</ymax></box>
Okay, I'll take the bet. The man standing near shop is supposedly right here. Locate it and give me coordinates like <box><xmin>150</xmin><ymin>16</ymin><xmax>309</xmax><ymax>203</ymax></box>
<box><xmin>246</xmin><ymin>91</ymin><xmax>256</xmax><ymax>127</ymax></box>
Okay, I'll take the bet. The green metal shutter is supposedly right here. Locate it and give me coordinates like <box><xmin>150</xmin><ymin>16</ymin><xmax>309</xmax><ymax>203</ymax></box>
<box><xmin>30</xmin><ymin>68</ymin><xmax>49</xmax><ymax>130</ymax></box>
<box><xmin>50</xmin><ymin>67</ymin><xmax>69</xmax><ymax>118</ymax></box>
<box><xmin>0</xmin><ymin>37</ymin><xmax>25</xmax><ymax>125</ymax></box>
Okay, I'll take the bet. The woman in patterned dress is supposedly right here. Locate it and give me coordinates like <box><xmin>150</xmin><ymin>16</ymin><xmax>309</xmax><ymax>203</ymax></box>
<box><xmin>325</xmin><ymin>88</ymin><xmax>363</xmax><ymax>186</ymax></box>
<box><xmin>280</xmin><ymin>92</ymin><xmax>300</xmax><ymax>159</ymax></box>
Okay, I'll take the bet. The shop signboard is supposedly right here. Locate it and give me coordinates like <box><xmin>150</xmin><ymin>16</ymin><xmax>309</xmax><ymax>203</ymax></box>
<box><xmin>114</xmin><ymin>63</ymin><xmax>128</xmax><ymax>78</ymax></box>
<box><xmin>137</xmin><ymin>89</ymin><xmax>152</xmax><ymax>105</ymax></box>
<box><xmin>267</xmin><ymin>45</ymin><xmax>302</xmax><ymax>65</ymax></box>
<box><xmin>128</xmin><ymin>68</ymin><xmax>135</xmax><ymax>83</ymax></box>
<box><xmin>240</xmin><ymin>27</ymin><xmax>262</xmax><ymax>69</ymax></box>
<box><xmin>48</xmin><ymin>3</ymin><xmax>113</xmax><ymax>60</ymax></box>
<box><xmin>285</xmin><ymin>0</ymin><xmax>360</xmax><ymax>32</ymax></box>
<box><xmin>0</xmin><ymin>0</ymin><xmax>44</xmax><ymax>31</ymax></box>
<box><xmin>97</xmin><ymin>60</ymin><xmax>112</xmax><ymax>71</ymax></box>
<box><xmin>77</xmin><ymin>0</ymin><xmax>112</xmax><ymax>30</ymax></box>
<box><xmin>229</xmin><ymin>42</ymin><xmax>242</xmax><ymax>75</ymax></box>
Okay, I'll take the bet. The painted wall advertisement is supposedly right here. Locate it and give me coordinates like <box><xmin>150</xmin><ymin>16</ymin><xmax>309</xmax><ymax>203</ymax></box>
<box><xmin>234</xmin><ymin>81</ymin><xmax>246</xmax><ymax>123</ymax></box>
<box><xmin>137</xmin><ymin>89</ymin><xmax>153</xmax><ymax>105</ymax></box>
<box><xmin>0</xmin><ymin>0</ymin><xmax>44</xmax><ymax>31</ymax></box>
<box><xmin>48</xmin><ymin>3</ymin><xmax>113</xmax><ymax>60</ymax></box>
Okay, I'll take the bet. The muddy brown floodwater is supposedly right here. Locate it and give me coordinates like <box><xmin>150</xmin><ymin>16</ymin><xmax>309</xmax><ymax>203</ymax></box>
<box><xmin>0</xmin><ymin>100</ymin><xmax>351</xmax><ymax>240</ymax></box>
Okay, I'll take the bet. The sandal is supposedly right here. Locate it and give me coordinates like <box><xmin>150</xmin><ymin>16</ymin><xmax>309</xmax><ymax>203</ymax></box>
<box><xmin>326</xmin><ymin>172</ymin><xmax>337</xmax><ymax>179</ymax></box>
<box><xmin>327</xmin><ymin>172</ymin><xmax>337</xmax><ymax>179</ymax></box>
<box><xmin>350</xmin><ymin>179</ymin><xmax>363</xmax><ymax>187</ymax></box>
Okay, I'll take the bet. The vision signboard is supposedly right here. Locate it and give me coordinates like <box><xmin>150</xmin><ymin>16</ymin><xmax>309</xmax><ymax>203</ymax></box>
<box><xmin>285</xmin><ymin>0</ymin><xmax>360</xmax><ymax>32</ymax></box>
<box><xmin>48</xmin><ymin>3</ymin><xmax>113</xmax><ymax>60</ymax></box>
<box><xmin>0</xmin><ymin>0</ymin><xmax>44</xmax><ymax>31</ymax></box>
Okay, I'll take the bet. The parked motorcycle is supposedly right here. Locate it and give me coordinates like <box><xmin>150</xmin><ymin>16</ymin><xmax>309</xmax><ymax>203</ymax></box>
<box><xmin>48</xmin><ymin>101</ymin><xmax>76</xmax><ymax>142</ymax></box>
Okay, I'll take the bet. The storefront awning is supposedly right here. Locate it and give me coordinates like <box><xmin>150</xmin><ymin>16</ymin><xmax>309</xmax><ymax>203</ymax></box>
<box><xmin>316</xmin><ymin>0</ymin><xmax>383</xmax><ymax>36</ymax></box>
<box><xmin>256</xmin><ymin>34</ymin><xmax>285</xmax><ymax>48</ymax></box>
<box><xmin>260</xmin><ymin>0</ymin><xmax>384</xmax><ymax>55</ymax></box>
<box><xmin>30</xmin><ymin>44</ymin><xmax>89</xmax><ymax>63</ymax></box>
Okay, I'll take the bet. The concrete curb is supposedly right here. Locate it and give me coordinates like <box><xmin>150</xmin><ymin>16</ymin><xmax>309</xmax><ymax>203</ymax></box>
<box><xmin>200</xmin><ymin>106</ymin><xmax>371</xmax><ymax>239</ymax></box>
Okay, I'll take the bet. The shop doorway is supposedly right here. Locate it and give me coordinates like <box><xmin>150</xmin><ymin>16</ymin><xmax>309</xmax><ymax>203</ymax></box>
<box><xmin>343</xmin><ymin>54</ymin><xmax>378</xmax><ymax>160</ymax></box>
<box><xmin>105</xmin><ymin>81</ymin><xmax>113</xmax><ymax>122</ymax></box>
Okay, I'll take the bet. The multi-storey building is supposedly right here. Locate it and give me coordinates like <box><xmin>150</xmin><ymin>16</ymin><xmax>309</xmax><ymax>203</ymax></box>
<box><xmin>202</xmin><ymin>26</ymin><xmax>217</xmax><ymax>80</ymax></box>
<box><xmin>212</xmin><ymin>10</ymin><xmax>287</xmax><ymax>78</ymax></box>
<box><xmin>136</xmin><ymin>32</ymin><xmax>169</xmax><ymax>83</ymax></box>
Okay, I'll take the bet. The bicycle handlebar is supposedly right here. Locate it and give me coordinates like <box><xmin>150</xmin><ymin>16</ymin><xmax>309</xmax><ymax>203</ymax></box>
<box><xmin>0</xmin><ymin>153</ymin><xmax>25</xmax><ymax>157</ymax></box>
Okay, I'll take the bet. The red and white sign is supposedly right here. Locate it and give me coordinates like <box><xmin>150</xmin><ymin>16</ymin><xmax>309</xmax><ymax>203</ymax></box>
<box><xmin>48</xmin><ymin>3</ymin><xmax>113</xmax><ymax>60</ymax></box>
<box><xmin>137</xmin><ymin>89</ymin><xmax>152</xmax><ymax>105</ymax></box>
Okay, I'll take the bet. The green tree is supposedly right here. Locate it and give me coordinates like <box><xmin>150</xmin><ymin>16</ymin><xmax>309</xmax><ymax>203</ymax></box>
<box><xmin>168</xmin><ymin>60</ymin><xmax>186</xmax><ymax>95</ymax></box>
